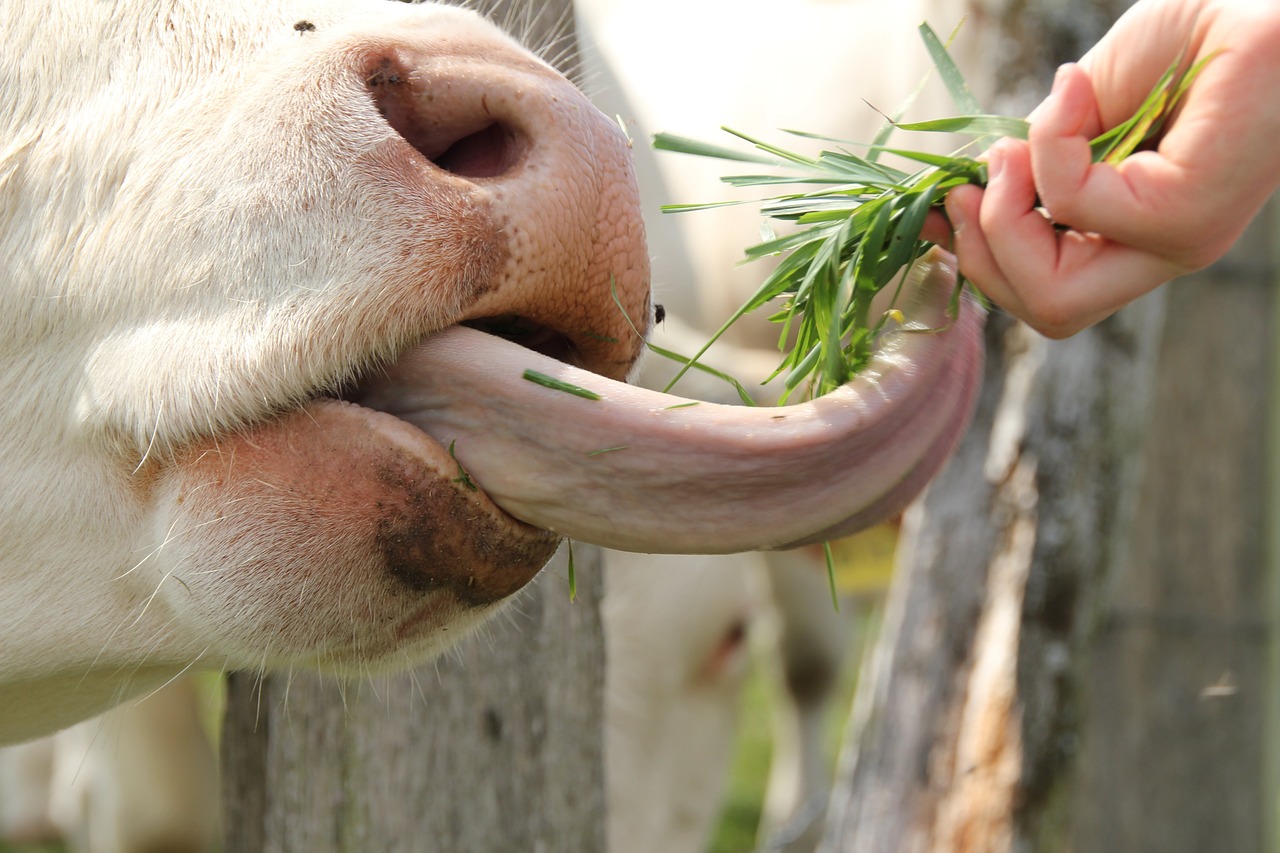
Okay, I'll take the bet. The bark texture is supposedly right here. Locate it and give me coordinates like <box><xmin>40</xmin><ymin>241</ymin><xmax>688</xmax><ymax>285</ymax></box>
<box><xmin>825</xmin><ymin>202</ymin><xmax>1276</xmax><ymax>853</ymax></box>
<box><xmin>1072</xmin><ymin>216</ymin><xmax>1276</xmax><ymax>852</ymax></box>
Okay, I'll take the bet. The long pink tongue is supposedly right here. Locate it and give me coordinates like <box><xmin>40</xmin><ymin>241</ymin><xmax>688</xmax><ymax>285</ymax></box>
<box><xmin>359</xmin><ymin>252</ymin><xmax>985</xmax><ymax>554</ymax></box>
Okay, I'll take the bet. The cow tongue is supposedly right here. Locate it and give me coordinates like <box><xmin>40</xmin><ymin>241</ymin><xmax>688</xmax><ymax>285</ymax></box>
<box><xmin>357</xmin><ymin>257</ymin><xmax>985</xmax><ymax>554</ymax></box>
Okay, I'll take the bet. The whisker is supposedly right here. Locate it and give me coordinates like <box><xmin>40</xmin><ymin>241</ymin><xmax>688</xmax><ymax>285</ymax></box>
<box><xmin>404</xmin><ymin>655</ymin><xmax>430</xmax><ymax>710</ymax></box>
<box><xmin>127</xmin><ymin>571</ymin><xmax>175</xmax><ymax>628</ymax></box>
<box><xmin>131</xmin><ymin>648</ymin><xmax>209</xmax><ymax>706</ymax></box>
<box><xmin>132</xmin><ymin>397</ymin><xmax>166</xmax><ymax>474</ymax></box>
<box><xmin>254</xmin><ymin>661</ymin><xmax>268</xmax><ymax>733</ymax></box>
<box><xmin>68</xmin><ymin>710</ymin><xmax>114</xmax><ymax>789</ymax></box>
<box><xmin>281</xmin><ymin>664</ymin><xmax>298</xmax><ymax>722</ymax></box>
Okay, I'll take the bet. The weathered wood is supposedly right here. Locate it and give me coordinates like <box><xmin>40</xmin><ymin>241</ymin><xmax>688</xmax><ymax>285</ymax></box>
<box><xmin>826</xmin><ymin>219</ymin><xmax>1276</xmax><ymax>853</ymax></box>
<box><xmin>1073</xmin><ymin>211</ymin><xmax>1275</xmax><ymax>852</ymax></box>
<box><xmin>818</xmin><ymin>311</ymin><xmax>1021</xmax><ymax>853</ymax></box>
<box><xmin>821</xmin><ymin>287</ymin><xmax>1169</xmax><ymax>853</ymax></box>
<box><xmin>222</xmin><ymin>545</ymin><xmax>607</xmax><ymax>852</ymax></box>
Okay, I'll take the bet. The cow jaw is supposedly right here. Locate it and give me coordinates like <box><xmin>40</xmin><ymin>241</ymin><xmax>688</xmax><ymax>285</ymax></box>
<box><xmin>148</xmin><ymin>252</ymin><xmax>978</xmax><ymax>682</ymax></box>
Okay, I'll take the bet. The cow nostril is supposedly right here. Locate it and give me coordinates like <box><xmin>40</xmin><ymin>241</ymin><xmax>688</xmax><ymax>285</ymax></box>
<box><xmin>367</xmin><ymin>60</ymin><xmax>526</xmax><ymax>180</ymax></box>
<box><xmin>432</xmin><ymin>122</ymin><xmax>522</xmax><ymax>179</ymax></box>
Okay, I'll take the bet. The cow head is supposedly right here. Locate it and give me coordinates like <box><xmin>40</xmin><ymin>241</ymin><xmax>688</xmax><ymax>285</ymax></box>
<box><xmin>0</xmin><ymin>0</ymin><xmax>982</xmax><ymax>743</ymax></box>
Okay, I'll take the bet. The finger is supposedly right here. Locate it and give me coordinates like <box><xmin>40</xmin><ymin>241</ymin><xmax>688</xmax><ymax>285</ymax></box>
<box><xmin>1026</xmin><ymin>65</ymin><xmax>1182</xmax><ymax>255</ymax></box>
<box><xmin>972</xmin><ymin>140</ymin><xmax>1064</xmax><ymax>311</ymax></box>
<box><xmin>1022</xmin><ymin>237</ymin><xmax>1182</xmax><ymax>338</ymax></box>
<box><xmin>972</xmin><ymin>139</ymin><xmax>1174</xmax><ymax>338</ymax></box>
<box><xmin>1028</xmin><ymin>57</ymin><xmax>1251</xmax><ymax>267</ymax></box>
<box><xmin>949</xmin><ymin>146</ymin><xmax>1177</xmax><ymax>337</ymax></box>
<box><xmin>1027</xmin><ymin>64</ymin><xmax>1107</xmax><ymax>225</ymax></box>
<box><xmin>1027</xmin><ymin>62</ymin><xmax>1104</xmax><ymax>137</ymax></box>
<box><xmin>1077</xmin><ymin>0</ymin><xmax>1205</xmax><ymax>129</ymax></box>
<box><xmin>945</xmin><ymin>183</ymin><xmax>1026</xmax><ymax>322</ymax></box>
<box><xmin>919</xmin><ymin>209</ymin><xmax>953</xmax><ymax>249</ymax></box>
<box><xmin>1132</xmin><ymin>8</ymin><xmax>1280</xmax><ymax>263</ymax></box>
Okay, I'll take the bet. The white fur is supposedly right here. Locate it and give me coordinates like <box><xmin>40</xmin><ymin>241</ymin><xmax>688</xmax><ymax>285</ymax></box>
<box><xmin>0</xmin><ymin>0</ymin><xmax>641</xmax><ymax>743</ymax></box>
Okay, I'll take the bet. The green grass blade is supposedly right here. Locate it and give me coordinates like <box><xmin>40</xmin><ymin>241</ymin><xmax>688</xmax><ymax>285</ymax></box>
<box><xmin>894</xmin><ymin>115</ymin><xmax>1030</xmax><ymax>139</ymax></box>
<box><xmin>721</xmin><ymin>174</ymin><xmax>872</xmax><ymax>188</ymax></box>
<box><xmin>608</xmin><ymin>275</ymin><xmax>757</xmax><ymax>405</ymax></box>
<box><xmin>586</xmin><ymin>445</ymin><xmax>630</xmax><ymax>456</ymax></box>
<box><xmin>447</xmin><ymin>440</ymin><xmax>478</xmax><ymax>492</ymax></box>
<box><xmin>662</xmin><ymin>199</ymin><xmax>757</xmax><ymax>214</ymax></box>
<box><xmin>880</xmin><ymin>183</ymin><xmax>937</xmax><ymax>276</ymax></box>
<box><xmin>567</xmin><ymin>540</ymin><xmax>576</xmax><ymax>602</ymax></box>
<box><xmin>866</xmin><ymin>16</ymin><xmax>970</xmax><ymax>162</ymax></box>
<box><xmin>824</xmin><ymin>541</ymin><xmax>840</xmax><ymax>612</ymax></box>
<box><xmin>720</xmin><ymin>127</ymin><xmax>822</xmax><ymax>168</ymax></box>
<box><xmin>918</xmin><ymin>22</ymin><xmax>983</xmax><ymax>116</ymax></box>
<box><xmin>645</xmin><ymin>341</ymin><xmax>759</xmax><ymax>406</ymax></box>
<box><xmin>522</xmin><ymin>370</ymin><xmax>601</xmax><ymax>400</ymax></box>
<box><xmin>815</xmin><ymin>149</ymin><xmax>910</xmax><ymax>182</ymax></box>
<box><xmin>653</xmin><ymin>132</ymin><xmax>781</xmax><ymax>165</ymax></box>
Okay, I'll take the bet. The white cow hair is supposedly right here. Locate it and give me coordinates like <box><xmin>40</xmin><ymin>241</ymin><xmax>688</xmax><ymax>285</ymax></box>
<box><xmin>0</xmin><ymin>0</ymin><xmax>535</xmax><ymax>743</ymax></box>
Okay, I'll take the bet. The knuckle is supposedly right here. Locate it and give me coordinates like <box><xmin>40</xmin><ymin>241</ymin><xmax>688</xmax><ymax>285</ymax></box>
<box><xmin>1020</xmin><ymin>291</ymin><xmax>1087</xmax><ymax>340</ymax></box>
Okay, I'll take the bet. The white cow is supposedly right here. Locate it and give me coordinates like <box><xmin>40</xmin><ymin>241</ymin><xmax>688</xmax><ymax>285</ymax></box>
<box><xmin>0</xmin><ymin>0</ymin><xmax>985</xmax><ymax>849</ymax></box>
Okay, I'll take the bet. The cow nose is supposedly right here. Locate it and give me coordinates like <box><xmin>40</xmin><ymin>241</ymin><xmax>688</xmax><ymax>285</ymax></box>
<box><xmin>356</xmin><ymin>31</ymin><xmax>651</xmax><ymax>382</ymax></box>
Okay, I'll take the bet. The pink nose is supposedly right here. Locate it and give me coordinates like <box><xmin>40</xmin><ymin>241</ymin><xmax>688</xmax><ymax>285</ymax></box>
<box><xmin>353</xmin><ymin>30</ymin><xmax>652</xmax><ymax>380</ymax></box>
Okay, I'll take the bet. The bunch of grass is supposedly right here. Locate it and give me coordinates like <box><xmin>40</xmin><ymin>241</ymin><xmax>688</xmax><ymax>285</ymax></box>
<box><xmin>654</xmin><ymin>23</ymin><xmax>1214</xmax><ymax>401</ymax></box>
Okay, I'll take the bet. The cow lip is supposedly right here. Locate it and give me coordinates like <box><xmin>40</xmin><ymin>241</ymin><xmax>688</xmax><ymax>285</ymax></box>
<box><xmin>324</xmin><ymin>380</ymin><xmax>550</xmax><ymax>539</ymax></box>
<box><xmin>326</xmin><ymin>320</ymin><xmax>602</xmax><ymax>536</ymax></box>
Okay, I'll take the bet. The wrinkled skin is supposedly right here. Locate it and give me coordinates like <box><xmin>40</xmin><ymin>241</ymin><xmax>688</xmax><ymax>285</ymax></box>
<box><xmin>0</xmin><ymin>0</ymin><xmax>982</xmax><ymax>744</ymax></box>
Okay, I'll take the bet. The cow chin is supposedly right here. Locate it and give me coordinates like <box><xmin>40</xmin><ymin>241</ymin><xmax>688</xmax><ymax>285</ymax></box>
<box><xmin>148</xmin><ymin>398</ymin><xmax>561</xmax><ymax>671</ymax></box>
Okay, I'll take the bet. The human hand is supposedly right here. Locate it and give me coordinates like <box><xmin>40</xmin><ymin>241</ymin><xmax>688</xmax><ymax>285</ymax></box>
<box><xmin>940</xmin><ymin>0</ymin><xmax>1280</xmax><ymax>338</ymax></box>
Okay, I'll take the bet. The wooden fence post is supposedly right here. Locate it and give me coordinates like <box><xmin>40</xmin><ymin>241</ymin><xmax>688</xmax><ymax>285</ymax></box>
<box><xmin>222</xmin><ymin>545</ymin><xmax>607</xmax><ymax>852</ymax></box>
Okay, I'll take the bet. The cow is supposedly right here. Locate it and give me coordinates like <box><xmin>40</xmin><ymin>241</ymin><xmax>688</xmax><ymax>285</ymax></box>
<box><xmin>0</xmin><ymin>0</ymin><xmax>983</xmax><ymax>749</ymax></box>
<box><xmin>0</xmin><ymin>0</ymin><xmax>986</xmax><ymax>848</ymax></box>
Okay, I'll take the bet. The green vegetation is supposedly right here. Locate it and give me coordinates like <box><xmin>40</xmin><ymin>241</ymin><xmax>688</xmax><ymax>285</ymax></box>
<box><xmin>655</xmin><ymin>25</ymin><xmax>1215</xmax><ymax>402</ymax></box>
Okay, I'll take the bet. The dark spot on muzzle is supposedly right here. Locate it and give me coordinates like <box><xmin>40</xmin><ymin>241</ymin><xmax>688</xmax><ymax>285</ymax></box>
<box><xmin>373</xmin><ymin>462</ymin><xmax>559</xmax><ymax>606</ymax></box>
